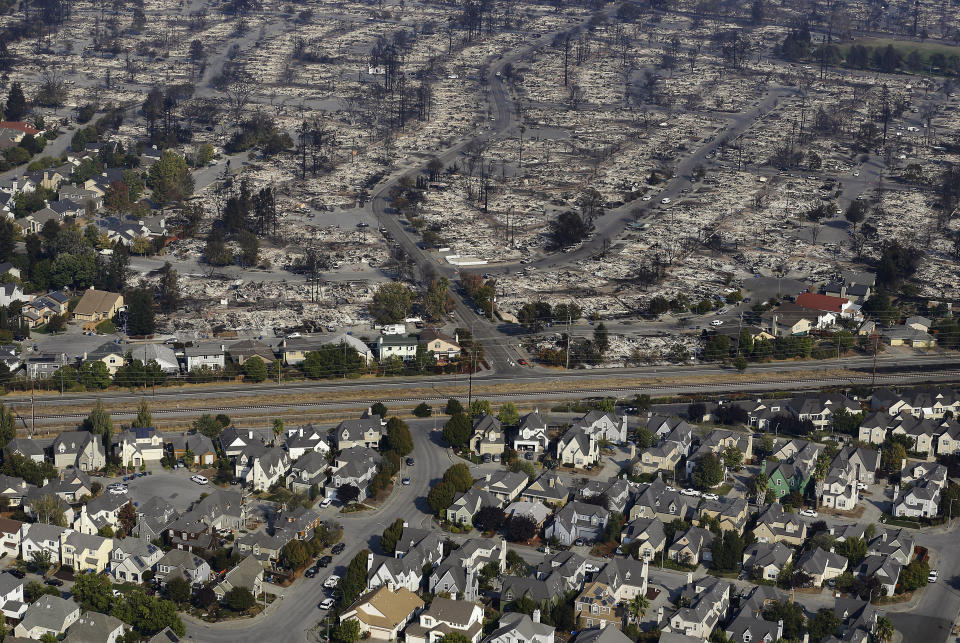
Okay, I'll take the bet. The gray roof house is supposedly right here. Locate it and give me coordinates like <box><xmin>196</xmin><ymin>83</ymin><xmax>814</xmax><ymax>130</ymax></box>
<box><xmin>326</xmin><ymin>446</ymin><xmax>380</xmax><ymax>500</ymax></box>
<box><xmin>63</xmin><ymin>611</ymin><xmax>125</xmax><ymax>643</ymax></box>
<box><xmin>13</xmin><ymin>595</ymin><xmax>81</xmax><ymax>639</ymax></box>
<box><xmin>544</xmin><ymin>501</ymin><xmax>609</xmax><ymax>546</ymax></box>
<box><xmin>333</xmin><ymin>415</ymin><xmax>385</xmax><ymax>450</ymax></box>
<box><xmin>482</xmin><ymin>611</ymin><xmax>555</xmax><ymax>643</ymax></box>
<box><xmin>51</xmin><ymin>431</ymin><xmax>105</xmax><ymax>472</ymax></box>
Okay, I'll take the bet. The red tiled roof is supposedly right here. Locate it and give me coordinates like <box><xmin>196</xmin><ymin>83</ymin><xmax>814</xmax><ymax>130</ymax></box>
<box><xmin>0</xmin><ymin>121</ymin><xmax>40</xmax><ymax>135</ymax></box>
<box><xmin>795</xmin><ymin>292</ymin><xmax>848</xmax><ymax>313</ymax></box>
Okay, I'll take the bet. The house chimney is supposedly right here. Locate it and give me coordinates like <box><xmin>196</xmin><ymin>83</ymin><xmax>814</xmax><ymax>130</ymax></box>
<box><xmin>656</xmin><ymin>605</ymin><xmax>664</xmax><ymax>622</ymax></box>
<box><xmin>686</xmin><ymin>571</ymin><xmax>693</xmax><ymax>587</ymax></box>
<box><xmin>776</xmin><ymin>620</ymin><xmax>784</xmax><ymax>641</ymax></box>
<box><xmin>532</xmin><ymin>609</ymin><xmax>540</xmax><ymax>623</ymax></box>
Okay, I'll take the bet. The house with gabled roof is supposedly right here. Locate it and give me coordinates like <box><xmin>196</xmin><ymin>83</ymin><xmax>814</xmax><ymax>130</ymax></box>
<box><xmin>753</xmin><ymin>504</ymin><xmax>806</xmax><ymax>546</ymax></box>
<box><xmin>697</xmin><ymin>497</ymin><xmax>749</xmax><ymax>533</ymax></box>
<box><xmin>483</xmin><ymin>611</ymin><xmax>555</xmax><ymax>643</ymax></box>
<box><xmin>578</xmin><ymin>478</ymin><xmax>632</xmax><ymax>514</ymax></box>
<box><xmin>63</xmin><ymin>610</ymin><xmax>125</xmax><ymax>643</ymax></box>
<box><xmin>340</xmin><ymin>586</ymin><xmax>424</xmax><ymax>641</ymax></box>
<box><xmin>632</xmin><ymin>440</ymin><xmax>682</xmax><ymax>477</ymax></box>
<box><xmin>477</xmin><ymin>470</ymin><xmax>528</xmax><ymax>504</ymax></box>
<box><xmin>156</xmin><ymin>548</ymin><xmax>210</xmax><ymax>586</ymax></box>
<box><xmin>629</xmin><ymin>483</ymin><xmax>700</xmax><ymax>525</ymax></box>
<box><xmin>5</xmin><ymin>438</ymin><xmax>44</xmax><ymax>463</ymax></box>
<box><xmin>61</xmin><ymin>531</ymin><xmax>114</xmax><ymax>573</ymax></box>
<box><xmin>545</xmin><ymin>501</ymin><xmax>609</xmax><ymax>546</ymax></box>
<box><xmin>405</xmin><ymin>597</ymin><xmax>483</xmax><ymax>643</ymax></box>
<box><xmin>234</xmin><ymin>445</ymin><xmax>290</xmax><ymax>492</ymax></box>
<box><xmin>367</xmin><ymin>527</ymin><xmax>443</xmax><ymax>593</ymax></box>
<box><xmin>52</xmin><ymin>431</ymin><xmax>105</xmax><ymax>471</ymax></box>
<box><xmin>418</xmin><ymin>329</ymin><xmax>462</xmax><ymax>364</ymax></box>
<box><xmin>471</xmin><ymin>414</ymin><xmax>506</xmax><ymax>456</ymax></box>
<box><xmin>514</xmin><ymin>411</ymin><xmax>549</xmax><ymax>452</ymax></box>
<box><xmin>556</xmin><ymin>428</ymin><xmax>599</xmax><ymax>468</ymax></box>
<box><xmin>620</xmin><ymin>516</ymin><xmax>666</xmax><ymax>561</ymax></box>
<box><xmin>446</xmin><ymin>487</ymin><xmax>501</xmax><ymax>526</ymax></box>
<box><xmin>134</xmin><ymin>496</ymin><xmax>179</xmax><ymax>541</ymax></box>
<box><xmin>219</xmin><ymin>427</ymin><xmax>265</xmax><ymax>458</ymax></box>
<box><xmin>742</xmin><ymin>542</ymin><xmax>793</xmax><ymax>581</ymax></box>
<box><xmin>521</xmin><ymin>472</ymin><xmax>570</xmax><ymax>508</ymax></box>
<box><xmin>661</xmin><ymin>577</ymin><xmax>730</xmax><ymax>640</ymax></box>
<box><xmin>168</xmin><ymin>432</ymin><xmax>217</xmax><ymax>466</ymax></box>
<box><xmin>326</xmin><ymin>446</ymin><xmax>380</xmax><ymax>500</ymax></box>
<box><xmin>796</xmin><ymin>547</ymin><xmax>848</xmax><ymax>587</ymax></box>
<box><xmin>668</xmin><ymin>526</ymin><xmax>714</xmax><ymax>564</ymax></box>
<box><xmin>575</xmin><ymin>411</ymin><xmax>628</xmax><ymax>444</ymax></box>
<box><xmin>593</xmin><ymin>557</ymin><xmax>648</xmax><ymax>602</ymax></box>
<box><xmin>113</xmin><ymin>426</ymin><xmax>165</xmax><ymax>466</ymax></box>
<box><xmin>575</xmin><ymin>581</ymin><xmax>620</xmax><ymax>630</ymax></box>
<box><xmin>14</xmin><ymin>594</ymin><xmax>80</xmax><ymax>640</ymax></box>
<box><xmin>333</xmin><ymin>414</ymin><xmax>385</xmax><ymax>450</ymax></box>
<box><xmin>213</xmin><ymin>555</ymin><xmax>264</xmax><ymax>600</ymax></box>
<box><xmin>787</xmin><ymin>393</ymin><xmax>860</xmax><ymax>428</ymax></box>
<box><xmin>283</xmin><ymin>424</ymin><xmax>330</xmax><ymax>460</ymax></box>
<box><xmin>111</xmin><ymin>537</ymin><xmax>163</xmax><ymax>584</ymax></box>
<box><xmin>0</xmin><ymin>572</ymin><xmax>26</xmax><ymax>620</ymax></box>
<box><xmin>287</xmin><ymin>450</ymin><xmax>329</xmax><ymax>494</ymax></box>
<box><xmin>723</xmin><ymin>612</ymin><xmax>783</xmax><ymax>643</ymax></box>
<box><xmin>72</xmin><ymin>289</ymin><xmax>124</xmax><ymax>323</ymax></box>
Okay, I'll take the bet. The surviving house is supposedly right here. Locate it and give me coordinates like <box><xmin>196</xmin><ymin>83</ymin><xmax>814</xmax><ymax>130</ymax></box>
<box><xmin>326</xmin><ymin>446</ymin><xmax>380</xmax><ymax>500</ymax></box>
<box><xmin>405</xmin><ymin>597</ymin><xmax>483</xmax><ymax>643</ymax></box>
<box><xmin>339</xmin><ymin>586</ymin><xmax>424</xmax><ymax>641</ymax></box>
<box><xmin>752</xmin><ymin>504</ymin><xmax>807</xmax><ymax>546</ymax></box>
<box><xmin>52</xmin><ymin>431</ymin><xmax>106</xmax><ymax>471</ymax></box>
<box><xmin>213</xmin><ymin>555</ymin><xmax>264</xmax><ymax>600</ymax></box>
<box><xmin>333</xmin><ymin>415</ymin><xmax>385</xmax><ymax>450</ymax></box>
<box><xmin>544</xmin><ymin>501</ymin><xmax>609</xmax><ymax>546</ymax></box>
<box><xmin>575</xmin><ymin>411</ymin><xmax>628</xmax><ymax>443</ymax></box>
<box><xmin>796</xmin><ymin>547</ymin><xmax>848</xmax><ymax>587</ymax></box>
<box><xmin>575</xmin><ymin>582</ymin><xmax>621</xmax><ymax>630</ymax></box>
<box><xmin>742</xmin><ymin>542</ymin><xmax>793</xmax><ymax>581</ymax></box>
<box><xmin>513</xmin><ymin>411</ymin><xmax>550</xmax><ymax>452</ymax></box>
<box><xmin>72</xmin><ymin>289</ymin><xmax>124</xmax><ymax>324</ymax></box>
<box><xmin>556</xmin><ymin>428</ymin><xmax>599</xmax><ymax>468</ymax></box>
<box><xmin>471</xmin><ymin>414</ymin><xmax>506</xmax><ymax>456</ymax></box>
<box><xmin>113</xmin><ymin>426</ymin><xmax>165</xmax><ymax>467</ymax></box>
<box><xmin>521</xmin><ymin>473</ymin><xmax>570</xmax><ymax>508</ymax></box>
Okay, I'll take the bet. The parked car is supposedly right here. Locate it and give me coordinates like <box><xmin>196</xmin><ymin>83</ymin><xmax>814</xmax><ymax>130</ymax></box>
<box><xmin>8</xmin><ymin>570</ymin><xmax>25</xmax><ymax>579</ymax></box>
<box><xmin>405</xmin><ymin>457</ymin><xmax>415</xmax><ymax>466</ymax></box>
<box><xmin>45</xmin><ymin>578</ymin><xmax>63</xmax><ymax>587</ymax></box>
<box><xmin>319</xmin><ymin>598</ymin><xmax>336</xmax><ymax>610</ymax></box>
<box><xmin>190</xmin><ymin>475</ymin><xmax>208</xmax><ymax>485</ymax></box>
<box><xmin>318</xmin><ymin>556</ymin><xmax>333</xmax><ymax>568</ymax></box>
<box><xmin>305</xmin><ymin>568</ymin><xmax>317</xmax><ymax>578</ymax></box>
<box><xmin>929</xmin><ymin>570</ymin><xmax>939</xmax><ymax>583</ymax></box>
<box><xmin>402</xmin><ymin>477</ymin><xmax>411</xmax><ymax>485</ymax></box>
<box><xmin>857</xmin><ymin>482</ymin><xmax>868</xmax><ymax>490</ymax></box>
<box><xmin>323</xmin><ymin>575</ymin><xmax>340</xmax><ymax>588</ymax></box>
<box><xmin>702</xmin><ymin>493</ymin><xmax>719</xmax><ymax>501</ymax></box>
<box><xmin>331</xmin><ymin>543</ymin><xmax>345</xmax><ymax>555</ymax></box>
<box><xmin>320</xmin><ymin>498</ymin><xmax>332</xmax><ymax>508</ymax></box>
<box><xmin>584</xmin><ymin>563</ymin><xmax>600</xmax><ymax>573</ymax></box>
<box><xmin>798</xmin><ymin>509</ymin><xmax>818</xmax><ymax>518</ymax></box>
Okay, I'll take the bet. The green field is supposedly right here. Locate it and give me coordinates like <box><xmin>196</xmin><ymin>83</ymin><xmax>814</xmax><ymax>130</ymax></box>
<box><xmin>839</xmin><ymin>37</ymin><xmax>960</xmax><ymax>71</ymax></box>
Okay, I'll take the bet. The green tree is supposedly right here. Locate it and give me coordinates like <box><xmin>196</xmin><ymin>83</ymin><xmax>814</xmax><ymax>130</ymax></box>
<box><xmin>370</xmin><ymin>402</ymin><xmax>388</xmax><ymax>417</ymax></box>
<box><xmin>733</xmin><ymin>355</ymin><xmax>748</xmax><ymax>373</ymax></box>
<box><xmin>900</xmin><ymin>557</ymin><xmax>930</xmax><ymax>591</ymax></box>
<box><xmin>333</xmin><ymin>619</ymin><xmax>361</xmax><ymax>643</ymax></box>
<box><xmin>281</xmin><ymin>539</ymin><xmax>310</xmax><ymax>571</ymax></box>
<box><xmin>442</xmin><ymin>413</ymin><xmax>471</xmax><ymax>449</ymax></box>
<box><xmin>497</xmin><ymin>402</ymin><xmax>520</xmax><ymax>427</ymax></box>
<box><xmin>134</xmin><ymin>399</ymin><xmax>152</xmax><ymax>428</ymax></box>
<box><xmin>445</xmin><ymin>399</ymin><xmax>464</xmax><ymax>415</ymax></box>
<box><xmin>704</xmin><ymin>334</ymin><xmax>731</xmax><ymax>361</ymax></box>
<box><xmin>593</xmin><ymin>322</ymin><xmax>609</xmax><ymax>356</ymax></box>
<box><xmin>763</xmin><ymin>600</ymin><xmax>805</xmax><ymax>641</ymax></box>
<box><xmin>336</xmin><ymin>550</ymin><xmax>371</xmax><ymax>607</ymax></box>
<box><xmin>193</xmin><ymin>414</ymin><xmax>223</xmax><ymax>440</ymax></box>
<box><xmin>427</xmin><ymin>481</ymin><xmax>456</xmax><ymax>515</ymax></box>
<box><xmin>470</xmin><ymin>399</ymin><xmax>493</xmax><ymax>417</ymax></box>
<box><xmin>437</xmin><ymin>634</ymin><xmax>471</xmax><ymax>643</ymax></box>
<box><xmin>413</xmin><ymin>402</ymin><xmax>432</xmax><ymax>417</ymax></box>
<box><xmin>369</xmin><ymin>283</ymin><xmax>413</xmax><ymax>325</ymax></box>
<box><xmin>272</xmin><ymin>418</ymin><xmax>284</xmax><ymax>442</ymax></box>
<box><xmin>721</xmin><ymin>446</ymin><xmax>743</xmax><ymax>470</ymax></box>
<box><xmin>807</xmin><ymin>608</ymin><xmax>841</xmax><ymax>642</ymax></box>
<box><xmin>384</xmin><ymin>417</ymin><xmax>414</xmax><ymax>456</ymax></box>
<box><xmin>634</xmin><ymin>426</ymin><xmax>657</xmax><ymax>449</ymax></box>
<box><xmin>243</xmin><ymin>356</ymin><xmax>268</xmax><ymax>382</ymax></box>
<box><xmin>225</xmin><ymin>586</ymin><xmax>255</xmax><ymax>612</ymax></box>
<box><xmin>628</xmin><ymin>594</ymin><xmax>650</xmax><ymax>622</ymax></box>
<box><xmin>125</xmin><ymin>288</ymin><xmax>155</xmax><ymax>336</ymax></box>
<box><xmin>837</xmin><ymin>537</ymin><xmax>867</xmax><ymax>566</ymax></box>
<box><xmin>881</xmin><ymin>442</ymin><xmax>906</xmax><ymax>475</ymax></box>
<box><xmin>0</xmin><ymin>403</ymin><xmax>15</xmax><ymax>449</ymax></box>
<box><xmin>425</xmin><ymin>277</ymin><xmax>451</xmax><ymax>321</ymax></box>
<box><xmin>32</xmin><ymin>494</ymin><xmax>66</xmax><ymax>526</ymax></box>
<box><xmin>5</xmin><ymin>82</ymin><xmax>27</xmax><ymax>121</ymax></box>
<box><xmin>148</xmin><ymin>150</ymin><xmax>195</xmax><ymax>203</ymax></box>
<box><xmin>165</xmin><ymin>576</ymin><xmax>192</xmax><ymax>605</ymax></box>
<box><xmin>380</xmin><ymin>518</ymin><xmax>405</xmax><ymax>555</ymax></box>
<box><xmin>692</xmin><ymin>453</ymin><xmax>724</xmax><ymax>490</ymax></box>
<box><xmin>442</xmin><ymin>463</ymin><xmax>473</xmax><ymax>493</ymax></box>
<box><xmin>874</xmin><ymin>615</ymin><xmax>895</xmax><ymax>643</ymax></box>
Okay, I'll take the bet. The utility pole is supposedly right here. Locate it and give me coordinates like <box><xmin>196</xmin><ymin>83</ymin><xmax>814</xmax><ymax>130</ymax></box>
<box><xmin>871</xmin><ymin>335</ymin><xmax>878</xmax><ymax>392</ymax></box>
<box><xmin>565</xmin><ymin>311</ymin><xmax>572</xmax><ymax>370</ymax></box>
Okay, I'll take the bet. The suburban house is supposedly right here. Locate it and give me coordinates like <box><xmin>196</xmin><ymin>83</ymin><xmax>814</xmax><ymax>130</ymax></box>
<box><xmin>753</xmin><ymin>504</ymin><xmax>807</xmax><ymax>546</ymax></box>
<box><xmin>853</xmin><ymin>555</ymin><xmax>902</xmax><ymax>598</ymax></box>
<box><xmin>446</xmin><ymin>487</ymin><xmax>501</xmax><ymax>526</ymax></box>
<box><xmin>632</xmin><ymin>440</ymin><xmax>682</xmax><ymax>477</ymax></box>
<box><xmin>6</xmin><ymin>438</ymin><xmax>45</xmax><ymax>463</ymax></box>
<box><xmin>484</xmin><ymin>612</ymin><xmax>555</xmax><ymax>643</ymax></box>
<box><xmin>544</xmin><ymin>501</ymin><xmax>609</xmax><ymax>546</ymax></box>
<box><xmin>418</xmin><ymin>329</ymin><xmax>462</xmax><ymax>363</ymax></box>
<box><xmin>83</xmin><ymin>343</ymin><xmax>126</xmax><ymax>375</ymax></box>
<box><xmin>556</xmin><ymin>428</ymin><xmax>599</xmax><ymax>468</ymax></box>
<box><xmin>287</xmin><ymin>451</ymin><xmax>329</xmax><ymax>495</ymax></box>
<box><xmin>787</xmin><ymin>393</ymin><xmax>860</xmax><ymax>428</ymax></box>
<box><xmin>376</xmin><ymin>335</ymin><xmax>418</xmax><ymax>362</ymax></box>
<box><xmin>521</xmin><ymin>473</ymin><xmax>570</xmax><ymax>508</ymax></box>
<box><xmin>52</xmin><ymin>431</ymin><xmax>106</xmax><ymax>471</ymax></box>
<box><xmin>184</xmin><ymin>343</ymin><xmax>226</xmax><ymax>372</ymax></box>
<box><xmin>405</xmin><ymin>597</ymin><xmax>483</xmax><ymax>643</ymax></box>
<box><xmin>283</xmin><ymin>425</ymin><xmax>330</xmax><ymax>460</ymax></box>
<box><xmin>796</xmin><ymin>547</ymin><xmax>848</xmax><ymax>587</ymax></box>
<box><xmin>333</xmin><ymin>414</ymin><xmax>385</xmax><ymax>449</ymax></box>
<box><xmin>227</xmin><ymin>339</ymin><xmax>277</xmax><ymax>366</ymax></box>
<box><xmin>476</xmin><ymin>471</ymin><xmax>528</xmax><ymax>504</ymax></box>
<box><xmin>697</xmin><ymin>497</ymin><xmax>749</xmax><ymax>533</ymax></box>
<box><xmin>471</xmin><ymin>414</ymin><xmax>506</xmax><ymax>456</ymax></box>
<box><xmin>13</xmin><ymin>594</ymin><xmax>80</xmax><ymax>640</ymax></box>
<box><xmin>113</xmin><ymin>426</ymin><xmax>165</xmax><ymax>466</ymax></box>
<box><xmin>73</xmin><ymin>493</ymin><xmax>129</xmax><ymax>534</ymax></box>
<box><xmin>575</xmin><ymin>582</ymin><xmax>621</xmax><ymax>630</ymax></box>
<box><xmin>0</xmin><ymin>516</ymin><xmax>23</xmax><ymax>557</ymax></box>
<box><xmin>155</xmin><ymin>548</ymin><xmax>211</xmax><ymax>587</ymax></box>
<box><xmin>742</xmin><ymin>542</ymin><xmax>793</xmax><ymax>581</ymax></box>
<box><xmin>819</xmin><ymin>466</ymin><xmax>859</xmax><ymax>511</ymax></box>
<box><xmin>513</xmin><ymin>411</ymin><xmax>550</xmax><ymax>452</ymax></box>
<box><xmin>72</xmin><ymin>289</ymin><xmax>124</xmax><ymax>324</ymax></box>
<box><xmin>134</xmin><ymin>496</ymin><xmax>179</xmax><ymax>541</ymax></box>
<box><xmin>575</xmin><ymin>411</ymin><xmax>628</xmax><ymax>443</ymax></box>
<box><xmin>795</xmin><ymin>292</ymin><xmax>859</xmax><ymax>318</ymax></box>
<box><xmin>594</xmin><ymin>558</ymin><xmax>649</xmax><ymax>602</ymax></box>
<box><xmin>213</xmin><ymin>555</ymin><xmax>264</xmax><ymax>600</ymax></box>
<box><xmin>129</xmin><ymin>344</ymin><xmax>180</xmax><ymax>373</ymax></box>
<box><xmin>63</xmin><ymin>611</ymin><xmax>126</xmax><ymax>643</ymax></box>
<box><xmin>620</xmin><ymin>517</ymin><xmax>666</xmax><ymax>561</ymax></box>
<box><xmin>661</xmin><ymin>578</ymin><xmax>730</xmax><ymax>640</ymax></box>
<box><xmin>871</xmin><ymin>387</ymin><xmax>960</xmax><ymax>419</ymax></box>
<box><xmin>339</xmin><ymin>586</ymin><xmax>424</xmax><ymax>641</ymax></box>
<box><xmin>578</xmin><ymin>479</ymin><xmax>632</xmax><ymax>514</ymax></box>
<box><xmin>723</xmin><ymin>613</ymin><xmax>783</xmax><ymax>643</ymax></box>
<box><xmin>326</xmin><ymin>446</ymin><xmax>380</xmax><ymax>500</ymax></box>
<box><xmin>111</xmin><ymin>538</ymin><xmax>163</xmax><ymax>584</ymax></box>
<box><xmin>367</xmin><ymin>527</ymin><xmax>443</xmax><ymax>593</ymax></box>
<box><xmin>629</xmin><ymin>484</ymin><xmax>699</xmax><ymax>525</ymax></box>
<box><xmin>0</xmin><ymin>572</ymin><xmax>26</xmax><ymax>620</ymax></box>
<box><xmin>668</xmin><ymin>526</ymin><xmax>714</xmax><ymax>564</ymax></box>
<box><xmin>234</xmin><ymin>446</ymin><xmax>290</xmax><ymax>492</ymax></box>
<box><xmin>61</xmin><ymin>531</ymin><xmax>114</xmax><ymax>573</ymax></box>
<box><xmin>219</xmin><ymin>427</ymin><xmax>266</xmax><ymax>458</ymax></box>
<box><xmin>893</xmin><ymin>480</ymin><xmax>941</xmax><ymax>518</ymax></box>
<box><xmin>168</xmin><ymin>433</ymin><xmax>217</xmax><ymax>466</ymax></box>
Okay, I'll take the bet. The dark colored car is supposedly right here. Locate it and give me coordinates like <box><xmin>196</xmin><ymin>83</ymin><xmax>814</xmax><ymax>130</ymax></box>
<box><xmin>331</xmin><ymin>543</ymin><xmax>346</xmax><ymax>555</ymax></box>
<box><xmin>45</xmin><ymin>578</ymin><xmax>63</xmax><ymax>587</ymax></box>
<box><xmin>8</xmin><ymin>570</ymin><xmax>25</xmax><ymax>579</ymax></box>
<box><xmin>305</xmin><ymin>568</ymin><xmax>317</xmax><ymax>578</ymax></box>
<box><xmin>318</xmin><ymin>556</ymin><xmax>333</xmax><ymax>568</ymax></box>
<box><xmin>405</xmin><ymin>457</ymin><xmax>415</xmax><ymax>467</ymax></box>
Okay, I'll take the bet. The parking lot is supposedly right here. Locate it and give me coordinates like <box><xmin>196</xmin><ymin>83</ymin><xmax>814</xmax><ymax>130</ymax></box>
<box><xmin>94</xmin><ymin>467</ymin><xmax>207</xmax><ymax>512</ymax></box>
